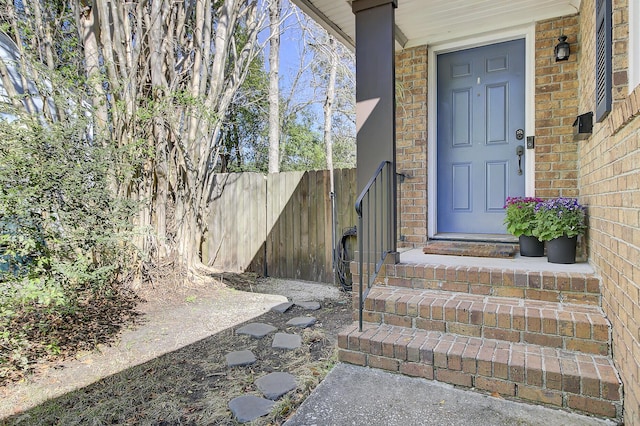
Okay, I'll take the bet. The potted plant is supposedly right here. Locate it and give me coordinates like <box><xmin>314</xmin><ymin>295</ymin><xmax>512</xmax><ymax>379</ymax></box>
<box><xmin>532</xmin><ymin>197</ymin><xmax>587</xmax><ymax>264</ymax></box>
<box><xmin>503</xmin><ymin>197</ymin><xmax>544</xmax><ymax>257</ymax></box>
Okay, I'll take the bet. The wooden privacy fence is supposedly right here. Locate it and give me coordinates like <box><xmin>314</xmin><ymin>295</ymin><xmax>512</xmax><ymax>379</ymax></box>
<box><xmin>203</xmin><ymin>168</ymin><xmax>357</xmax><ymax>283</ymax></box>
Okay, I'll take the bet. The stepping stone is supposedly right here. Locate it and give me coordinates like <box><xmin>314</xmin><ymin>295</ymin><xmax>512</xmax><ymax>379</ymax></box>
<box><xmin>271</xmin><ymin>302</ymin><xmax>294</xmax><ymax>313</ymax></box>
<box><xmin>226</xmin><ymin>350</ymin><xmax>256</xmax><ymax>367</ymax></box>
<box><xmin>228</xmin><ymin>395</ymin><xmax>275</xmax><ymax>423</ymax></box>
<box><xmin>286</xmin><ymin>316</ymin><xmax>317</xmax><ymax>328</ymax></box>
<box><xmin>255</xmin><ymin>372</ymin><xmax>297</xmax><ymax>400</ymax></box>
<box><xmin>236</xmin><ymin>323</ymin><xmax>277</xmax><ymax>338</ymax></box>
<box><xmin>272</xmin><ymin>332</ymin><xmax>301</xmax><ymax>350</ymax></box>
<box><xmin>295</xmin><ymin>301</ymin><xmax>321</xmax><ymax>311</ymax></box>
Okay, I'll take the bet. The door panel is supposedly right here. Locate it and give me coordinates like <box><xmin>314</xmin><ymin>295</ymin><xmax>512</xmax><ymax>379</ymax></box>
<box><xmin>486</xmin><ymin>84</ymin><xmax>507</xmax><ymax>144</ymax></box>
<box><xmin>437</xmin><ymin>39</ymin><xmax>525</xmax><ymax>234</ymax></box>
<box><xmin>452</xmin><ymin>163</ymin><xmax>471</xmax><ymax>211</ymax></box>
<box><xmin>486</xmin><ymin>161</ymin><xmax>508</xmax><ymax>211</ymax></box>
<box><xmin>453</xmin><ymin>89</ymin><xmax>471</xmax><ymax>146</ymax></box>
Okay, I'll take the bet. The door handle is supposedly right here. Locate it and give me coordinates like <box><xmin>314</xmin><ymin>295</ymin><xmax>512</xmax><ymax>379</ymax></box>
<box><xmin>516</xmin><ymin>145</ymin><xmax>524</xmax><ymax>175</ymax></box>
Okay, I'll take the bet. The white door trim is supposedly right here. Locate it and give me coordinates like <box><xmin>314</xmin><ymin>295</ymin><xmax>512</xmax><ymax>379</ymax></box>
<box><xmin>427</xmin><ymin>24</ymin><xmax>536</xmax><ymax>238</ymax></box>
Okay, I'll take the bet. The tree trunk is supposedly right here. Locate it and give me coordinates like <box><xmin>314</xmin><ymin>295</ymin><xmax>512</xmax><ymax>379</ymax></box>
<box><xmin>31</xmin><ymin>0</ymin><xmax>55</xmax><ymax>71</ymax></box>
<box><xmin>7</xmin><ymin>6</ymin><xmax>38</xmax><ymax>115</ymax></box>
<box><xmin>0</xmin><ymin>59</ymin><xmax>21</xmax><ymax>109</ymax></box>
<box><xmin>6</xmin><ymin>0</ymin><xmax>269</xmax><ymax>277</ymax></box>
<box><xmin>150</xmin><ymin>0</ymin><xmax>169</xmax><ymax>258</ymax></box>
<box><xmin>268</xmin><ymin>0</ymin><xmax>281</xmax><ymax>173</ymax></box>
<box><xmin>324</xmin><ymin>35</ymin><xmax>338</xmax><ymax>194</ymax></box>
<box><xmin>79</xmin><ymin>2</ymin><xmax>108</xmax><ymax>128</ymax></box>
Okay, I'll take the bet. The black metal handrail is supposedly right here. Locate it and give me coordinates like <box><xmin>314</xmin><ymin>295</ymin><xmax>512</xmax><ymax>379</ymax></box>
<box><xmin>355</xmin><ymin>161</ymin><xmax>395</xmax><ymax>331</ymax></box>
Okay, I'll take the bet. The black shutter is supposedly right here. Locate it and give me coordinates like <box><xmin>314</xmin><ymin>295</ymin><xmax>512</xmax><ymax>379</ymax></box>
<box><xmin>595</xmin><ymin>0</ymin><xmax>612</xmax><ymax>122</ymax></box>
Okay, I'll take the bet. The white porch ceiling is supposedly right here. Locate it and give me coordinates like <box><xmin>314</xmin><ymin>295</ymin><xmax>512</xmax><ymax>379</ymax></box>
<box><xmin>292</xmin><ymin>0</ymin><xmax>582</xmax><ymax>49</ymax></box>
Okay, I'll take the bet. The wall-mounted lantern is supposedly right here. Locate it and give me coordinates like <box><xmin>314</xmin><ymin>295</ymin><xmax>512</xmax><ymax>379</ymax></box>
<box><xmin>555</xmin><ymin>35</ymin><xmax>570</xmax><ymax>61</ymax></box>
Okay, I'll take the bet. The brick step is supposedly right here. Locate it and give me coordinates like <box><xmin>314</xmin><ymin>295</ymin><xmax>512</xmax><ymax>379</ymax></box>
<box><xmin>362</xmin><ymin>287</ymin><xmax>610</xmax><ymax>355</ymax></box>
<box><xmin>338</xmin><ymin>323</ymin><xmax>622</xmax><ymax>419</ymax></box>
<box><xmin>363</xmin><ymin>262</ymin><xmax>602</xmax><ymax>305</ymax></box>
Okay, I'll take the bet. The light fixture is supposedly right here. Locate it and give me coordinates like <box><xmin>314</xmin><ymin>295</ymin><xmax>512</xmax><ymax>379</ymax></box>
<box><xmin>555</xmin><ymin>35</ymin><xmax>570</xmax><ymax>62</ymax></box>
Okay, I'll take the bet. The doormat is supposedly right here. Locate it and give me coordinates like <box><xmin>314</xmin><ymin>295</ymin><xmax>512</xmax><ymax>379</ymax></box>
<box><xmin>422</xmin><ymin>241</ymin><xmax>518</xmax><ymax>258</ymax></box>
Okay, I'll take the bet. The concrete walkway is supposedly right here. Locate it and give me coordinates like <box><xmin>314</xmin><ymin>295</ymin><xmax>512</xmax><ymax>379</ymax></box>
<box><xmin>285</xmin><ymin>363</ymin><xmax>617</xmax><ymax>426</ymax></box>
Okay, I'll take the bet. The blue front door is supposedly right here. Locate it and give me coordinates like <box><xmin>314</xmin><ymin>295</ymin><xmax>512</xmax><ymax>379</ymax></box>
<box><xmin>437</xmin><ymin>39</ymin><xmax>526</xmax><ymax>234</ymax></box>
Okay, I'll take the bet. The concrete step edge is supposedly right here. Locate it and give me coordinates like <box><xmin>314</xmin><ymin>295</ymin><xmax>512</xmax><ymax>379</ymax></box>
<box><xmin>337</xmin><ymin>323</ymin><xmax>621</xmax><ymax>400</ymax></box>
<box><xmin>360</xmin><ymin>287</ymin><xmax>610</xmax><ymax>355</ymax></box>
<box><xmin>353</xmin><ymin>263</ymin><xmax>602</xmax><ymax>305</ymax></box>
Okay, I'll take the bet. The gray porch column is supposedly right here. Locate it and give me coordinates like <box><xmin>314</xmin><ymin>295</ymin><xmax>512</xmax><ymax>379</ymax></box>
<box><xmin>352</xmin><ymin>0</ymin><xmax>398</xmax><ymax>253</ymax></box>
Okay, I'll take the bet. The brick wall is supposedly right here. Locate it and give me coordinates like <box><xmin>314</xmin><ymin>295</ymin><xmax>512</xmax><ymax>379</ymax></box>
<box><xmin>534</xmin><ymin>15</ymin><xmax>580</xmax><ymax>198</ymax></box>
<box><xmin>395</xmin><ymin>46</ymin><xmax>428</xmax><ymax>247</ymax></box>
<box><xmin>395</xmin><ymin>18</ymin><xmax>584</xmax><ymax>248</ymax></box>
<box><xmin>577</xmin><ymin>0</ymin><xmax>640</xmax><ymax>423</ymax></box>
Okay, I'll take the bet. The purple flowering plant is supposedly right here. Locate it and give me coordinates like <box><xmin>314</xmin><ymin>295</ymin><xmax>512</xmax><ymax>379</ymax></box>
<box><xmin>503</xmin><ymin>197</ymin><xmax>543</xmax><ymax>237</ymax></box>
<box><xmin>532</xmin><ymin>197</ymin><xmax>587</xmax><ymax>241</ymax></box>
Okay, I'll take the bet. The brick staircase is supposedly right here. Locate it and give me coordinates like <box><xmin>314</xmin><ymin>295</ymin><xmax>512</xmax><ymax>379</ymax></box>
<box><xmin>337</xmin><ymin>251</ymin><xmax>623</xmax><ymax>420</ymax></box>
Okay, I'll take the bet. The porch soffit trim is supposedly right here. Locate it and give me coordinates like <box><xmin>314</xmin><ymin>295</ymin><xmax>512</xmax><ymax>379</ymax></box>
<box><xmin>293</xmin><ymin>0</ymin><xmax>355</xmax><ymax>48</ymax></box>
<box><xmin>294</xmin><ymin>0</ymin><xmax>407</xmax><ymax>50</ymax></box>
<box><xmin>295</xmin><ymin>0</ymin><xmax>583</xmax><ymax>52</ymax></box>
<box><xmin>394</xmin><ymin>24</ymin><xmax>408</xmax><ymax>48</ymax></box>
<box><xmin>351</xmin><ymin>0</ymin><xmax>397</xmax><ymax>14</ymax></box>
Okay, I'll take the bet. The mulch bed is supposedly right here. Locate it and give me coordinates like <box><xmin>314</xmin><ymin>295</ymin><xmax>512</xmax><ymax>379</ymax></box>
<box><xmin>3</xmin><ymin>275</ymin><xmax>353</xmax><ymax>425</ymax></box>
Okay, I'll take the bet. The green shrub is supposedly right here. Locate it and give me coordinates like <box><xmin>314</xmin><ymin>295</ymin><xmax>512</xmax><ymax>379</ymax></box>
<box><xmin>0</xmin><ymin>114</ymin><xmax>139</xmax><ymax>383</ymax></box>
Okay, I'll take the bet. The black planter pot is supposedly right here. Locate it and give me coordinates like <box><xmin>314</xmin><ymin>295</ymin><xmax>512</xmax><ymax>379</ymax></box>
<box><xmin>519</xmin><ymin>235</ymin><xmax>545</xmax><ymax>257</ymax></box>
<box><xmin>546</xmin><ymin>235</ymin><xmax>577</xmax><ymax>264</ymax></box>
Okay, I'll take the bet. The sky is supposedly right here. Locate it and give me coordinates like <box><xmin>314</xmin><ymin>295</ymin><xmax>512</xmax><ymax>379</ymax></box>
<box><xmin>262</xmin><ymin>1</ymin><xmax>324</xmax><ymax>104</ymax></box>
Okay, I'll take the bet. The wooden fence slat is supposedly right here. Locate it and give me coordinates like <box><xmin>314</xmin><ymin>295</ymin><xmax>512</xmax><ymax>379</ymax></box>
<box><xmin>271</xmin><ymin>173</ymin><xmax>279</xmax><ymax>278</ymax></box>
<box><xmin>266</xmin><ymin>173</ymin><xmax>275</xmax><ymax>277</ymax></box>
<box><xmin>247</xmin><ymin>174</ymin><xmax>258</xmax><ymax>270</ymax></box>
<box><xmin>231</xmin><ymin>174</ymin><xmax>241</xmax><ymax>270</ymax></box>
<box><xmin>292</xmin><ymin>171</ymin><xmax>304</xmax><ymax>277</ymax></box>
<box><xmin>293</xmin><ymin>173</ymin><xmax>302</xmax><ymax>278</ymax></box>
<box><xmin>205</xmin><ymin>169</ymin><xmax>356</xmax><ymax>283</ymax></box>
<box><xmin>315</xmin><ymin>170</ymin><xmax>327</xmax><ymax>282</ymax></box>
<box><xmin>299</xmin><ymin>172</ymin><xmax>310</xmax><ymax>280</ymax></box>
<box><xmin>245</xmin><ymin>174</ymin><xmax>256</xmax><ymax>271</ymax></box>
<box><xmin>276</xmin><ymin>173</ymin><xmax>285</xmax><ymax>278</ymax></box>
<box><xmin>253</xmin><ymin>173</ymin><xmax>267</xmax><ymax>274</ymax></box>
<box><xmin>307</xmin><ymin>170</ymin><xmax>318</xmax><ymax>281</ymax></box>
<box><xmin>210</xmin><ymin>174</ymin><xmax>228</xmax><ymax>269</ymax></box>
<box><xmin>324</xmin><ymin>170</ymin><xmax>334</xmax><ymax>282</ymax></box>
<box><xmin>337</xmin><ymin>168</ymin><xmax>356</xmax><ymax>236</ymax></box>
<box><xmin>276</xmin><ymin>172</ymin><xmax>286</xmax><ymax>278</ymax></box>
<box><xmin>284</xmin><ymin>173</ymin><xmax>294</xmax><ymax>278</ymax></box>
